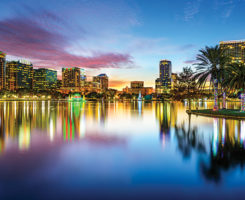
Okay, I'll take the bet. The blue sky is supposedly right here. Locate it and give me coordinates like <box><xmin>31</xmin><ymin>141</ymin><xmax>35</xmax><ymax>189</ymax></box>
<box><xmin>0</xmin><ymin>0</ymin><xmax>245</xmax><ymax>89</ymax></box>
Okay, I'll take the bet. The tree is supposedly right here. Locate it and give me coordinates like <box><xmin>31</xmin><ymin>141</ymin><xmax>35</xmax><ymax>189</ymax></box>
<box><xmin>224</xmin><ymin>63</ymin><xmax>245</xmax><ymax>111</ymax></box>
<box><xmin>175</xmin><ymin>67</ymin><xmax>196</xmax><ymax>110</ymax></box>
<box><xmin>194</xmin><ymin>45</ymin><xmax>230</xmax><ymax>110</ymax></box>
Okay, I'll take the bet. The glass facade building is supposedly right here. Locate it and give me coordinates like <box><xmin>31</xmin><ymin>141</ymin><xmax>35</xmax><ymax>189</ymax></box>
<box><xmin>220</xmin><ymin>40</ymin><xmax>245</xmax><ymax>63</ymax></box>
<box><xmin>33</xmin><ymin>68</ymin><xmax>57</xmax><ymax>90</ymax></box>
<box><xmin>0</xmin><ymin>51</ymin><xmax>6</xmax><ymax>90</ymax></box>
<box><xmin>62</xmin><ymin>67</ymin><xmax>81</xmax><ymax>90</ymax></box>
<box><xmin>6</xmin><ymin>61</ymin><xmax>33</xmax><ymax>91</ymax></box>
<box><xmin>93</xmin><ymin>74</ymin><xmax>109</xmax><ymax>91</ymax></box>
<box><xmin>80</xmin><ymin>68</ymin><xmax>86</xmax><ymax>87</ymax></box>
<box><xmin>155</xmin><ymin>60</ymin><xmax>172</xmax><ymax>94</ymax></box>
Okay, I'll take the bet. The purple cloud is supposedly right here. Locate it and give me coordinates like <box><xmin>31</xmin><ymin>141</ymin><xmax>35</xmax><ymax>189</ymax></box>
<box><xmin>0</xmin><ymin>11</ymin><xmax>133</xmax><ymax>69</ymax></box>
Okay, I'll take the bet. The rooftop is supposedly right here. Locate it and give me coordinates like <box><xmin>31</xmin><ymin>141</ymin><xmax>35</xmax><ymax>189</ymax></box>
<box><xmin>97</xmin><ymin>73</ymin><xmax>108</xmax><ymax>77</ymax></box>
<box><xmin>220</xmin><ymin>40</ymin><xmax>245</xmax><ymax>44</ymax></box>
<box><xmin>160</xmin><ymin>59</ymin><xmax>171</xmax><ymax>62</ymax></box>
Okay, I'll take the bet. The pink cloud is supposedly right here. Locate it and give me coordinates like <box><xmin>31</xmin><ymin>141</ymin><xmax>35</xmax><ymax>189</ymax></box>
<box><xmin>0</xmin><ymin>13</ymin><xmax>133</xmax><ymax>69</ymax></box>
<box><xmin>184</xmin><ymin>60</ymin><xmax>197</xmax><ymax>64</ymax></box>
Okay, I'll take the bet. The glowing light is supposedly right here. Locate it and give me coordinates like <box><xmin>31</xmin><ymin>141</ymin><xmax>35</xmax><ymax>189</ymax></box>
<box><xmin>222</xmin><ymin>119</ymin><xmax>226</xmax><ymax>145</ymax></box>
<box><xmin>50</xmin><ymin>118</ymin><xmax>54</xmax><ymax>142</ymax></box>
<box><xmin>18</xmin><ymin>125</ymin><xmax>31</xmax><ymax>150</ymax></box>
<box><xmin>138</xmin><ymin>101</ymin><xmax>142</xmax><ymax>116</ymax></box>
<box><xmin>241</xmin><ymin>93</ymin><xmax>245</xmax><ymax>112</ymax></box>
<box><xmin>212</xmin><ymin>118</ymin><xmax>218</xmax><ymax>156</ymax></box>
<box><xmin>79</xmin><ymin>115</ymin><xmax>86</xmax><ymax>139</ymax></box>
<box><xmin>241</xmin><ymin>121</ymin><xmax>245</xmax><ymax>147</ymax></box>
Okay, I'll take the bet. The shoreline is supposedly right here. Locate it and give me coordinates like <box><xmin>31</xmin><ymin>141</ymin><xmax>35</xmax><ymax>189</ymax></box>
<box><xmin>187</xmin><ymin>109</ymin><xmax>245</xmax><ymax>120</ymax></box>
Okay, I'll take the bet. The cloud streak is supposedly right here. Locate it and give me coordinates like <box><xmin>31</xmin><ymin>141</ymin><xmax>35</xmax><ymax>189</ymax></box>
<box><xmin>0</xmin><ymin>11</ymin><xmax>133</xmax><ymax>69</ymax></box>
<box><xmin>184</xmin><ymin>0</ymin><xmax>202</xmax><ymax>21</ymax></box>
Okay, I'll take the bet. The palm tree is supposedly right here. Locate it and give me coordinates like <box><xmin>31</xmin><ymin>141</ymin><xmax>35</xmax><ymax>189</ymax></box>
<box><xmin>224</xmin><ymin>63</ymin><xmax>245</xmax><ymax>111</ymax></box>
<box><xmin>194</xmin><ymin>45</ymin><xmax>230</xmax><ymax>110</ymax></box>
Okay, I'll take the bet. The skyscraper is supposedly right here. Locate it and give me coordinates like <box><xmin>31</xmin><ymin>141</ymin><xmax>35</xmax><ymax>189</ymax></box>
<box><xmin>155</xmin><ymin>60</ymin><xmax>172</xmax><ymax>94</ymax></box>
<box><xmin>6</xmin><ymin>60</ymin><xmax>33</xmax><ymax>91</ymax></box>
<box><xmin>220</xmin><ymin>40</ymin><xmax>245</xmax><ymax>63</ymax></box>
<box><xmin>62</xmin><ymin>67</ymin><xmax>81</xmax><ymax>91</ymax></box>
<box><xmin>93</xmin><ymin>74</ymin><xmax>109</xmax><ymax>91</ymax></box>
<box><xmin>33</xmin><ymin>68</ymin><xmax>57</xmax><ymax>90</ymax></box>
<box><xmin>80</xmin><ymin>68</ymin><xmax>86</xmax><ymax>87</ymax></box>
<box><xmin>0</xmin><ymin>51</ymin><xmax>6</xmax><ymax>90</ymax></box>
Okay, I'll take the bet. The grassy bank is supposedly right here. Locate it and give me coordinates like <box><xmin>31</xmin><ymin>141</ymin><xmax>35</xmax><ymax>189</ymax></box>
<box><xmin>187</xmin><ymin>109</ymin><xmax>245</xmax><ymax>119</ymax></box>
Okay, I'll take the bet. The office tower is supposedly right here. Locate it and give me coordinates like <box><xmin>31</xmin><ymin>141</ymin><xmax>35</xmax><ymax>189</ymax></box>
<box><xmin>131</xmin><ymin>81</ymin><xmax>144</xmax><ymax>89</ymax></box>
<box><xmin>80</xmin><ymin>68</ymin><xmax>86</xmax><ymax>87</ymax></box>
<box><xmin>220</xmin><ymin>40</ymin><xmax>245</xmax><ymax>63</ymax></box>
<box><xmin>0</xmin><ymin>51</ymin><xmax>6</xmax><ymax>90</ymax></box>
<box><xmin>33</xmin><ymin>68</ymin><xmax>57</xmax><ymax>90</ymax></box>
<box><xmin>6</xmin><ymin>60</ymin><xmax>33</xmax><ymax>91</ymax></box>
<box><xmin>130</xmin><ymin>81</ymin><xmax>144</xmax><ymax>94</ymax></box>
<box><xmin>62</xmin><ymin>67</ymin><xmax>81</xmax><ymax>90</ymax></box>
<box><xmin>155</xmin><ymin>60</ymin><xmax>172</xmax><ymax>94</ymax></box>
<box><xmin>93</xmin><ymin>74</ymin><xmax>109</xmax><ymax>91</ymax></box>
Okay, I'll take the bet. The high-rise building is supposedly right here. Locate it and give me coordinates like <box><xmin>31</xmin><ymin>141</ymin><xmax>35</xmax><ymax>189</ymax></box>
<box><xmin>155</xmin><ymin>60</ymin><xmax>172</xmax><ymax>94</ymax></box>
<box><xmin>6</xmin><ymin>61</ymin><xmax>33</xmax><ymax>91</ymax></box>
<box><xmin>33</xmin><ymin>68</ymin><xmax>57</xmax><ymax>90</ymax></box>
<box><xmin>62</xmin><ymin>67</ymin><xmax>81</xmax><ymax>91</ymax></box>
<box><xmin>93</xmin><ymin>74</ymin><xmax>109</xmax><ymax>91</ymax></box>
<box><xmin>0</xmin><ymin>51</ymin><xmax>6</xmax><ymax>90</ymax></box>
<box><xmin>220</xmin><ymin>40</ymin><xmax>245</xmax><ymax>63</ymax></box>
<box><xmin>80</xmin><ymin>68</ymin><xmax>86</xmax><ymax>87</ymax></box>
<box><xmin>131</xmin><ymin>81</ymin><xmax>144</xmax><ymax>89</ymax></box>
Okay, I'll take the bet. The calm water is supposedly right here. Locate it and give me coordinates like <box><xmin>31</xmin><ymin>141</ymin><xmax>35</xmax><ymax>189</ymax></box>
<box><xmin>0</xmin><ymin>100</ymin><xmax>245</xmax><ymax>199</ymax></box>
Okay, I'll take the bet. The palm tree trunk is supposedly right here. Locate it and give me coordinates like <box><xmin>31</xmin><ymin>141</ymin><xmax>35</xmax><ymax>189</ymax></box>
<box><xmin>241</xmin><ymin>93</ymin><xmax>245</xmax><ymax>112</ymax></box>
<box><xmin>222</xmin><ymin>91</ymin><xmax>226</xmax><ymax>109</ymax></box>
<box><xmin>213</xmin><ymin>80</ymin><xmax>218</xmax><ymax>111</ymax></box>
<box><xmin>188</xmin><ymin>98</ymin><xmax>191</xmax><ymax>111</ymax></box>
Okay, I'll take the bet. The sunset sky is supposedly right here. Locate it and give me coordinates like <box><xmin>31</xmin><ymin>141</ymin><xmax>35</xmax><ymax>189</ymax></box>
<box><xmin>0</xmin><ymin>0</ymin><xmax>245</xmax><ymax>90</ymax></box>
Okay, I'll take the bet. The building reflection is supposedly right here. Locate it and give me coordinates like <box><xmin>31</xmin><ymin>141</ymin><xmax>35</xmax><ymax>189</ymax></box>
<box><xmin>155</xmin><ymin>102</ymin><xmax>178</xmax><ymax>146</ymax></box>
<box><xmin>0</xmin><ymin>101</ymin><xmax>58</xmax><ymax>152</ymax></box>
<box><xmin>1</xmin><ymin>100</ymin><xmax>245</xmax><ymax>183</ymax></box>
<box><xmin>201</xmin><ymin>119</ymin><xmax>245</xmax><ymax>182</ymax></box>
<box><xmin>173</xmin><ymin>113</ymin><xmax>245</xmax><ymax>183</ymax></box>
<box><xmin>62</xmin><ymin>102</ymin><xmax>87</xmax><ymax>141</ymax></box>
<box><xmin>0</xmin><ymin>101</ymin><xmax>112</xmax><ymax>152</ymax></box>
<box><xmin>154</xmin><ymin>102</ymin><xmax>245</xmax><ymax>182</ymax></box>
<box><xmin>130</xmin><ymin>101</ymin><xmax>143</xmax><ymax>117</ymax></box>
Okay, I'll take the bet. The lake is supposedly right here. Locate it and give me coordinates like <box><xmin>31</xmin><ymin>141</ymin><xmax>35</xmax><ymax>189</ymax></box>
<box><xmin>0</xmin><ymin>100</ymin><xmax>245</xmax><ymax>199</ymax></box>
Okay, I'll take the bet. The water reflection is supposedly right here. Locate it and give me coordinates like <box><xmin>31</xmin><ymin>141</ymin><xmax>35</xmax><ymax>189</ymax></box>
<box><xmin>0</xmin><ymin>101</ymin><xmax>245</xmax><ymax>185</ymax></box>
<box><xmin>0</xmin><ymin>101</ymin><xmax>114</xmax><ymax>152</ymax></box>
<box><xmin>201</xmin><ymin>120</ymin><xmax>245</xmax><ymax>182</ymax></box>
<box><xmin>154</xmin><ymin>101</ymin><xmax>245</xmax><ymax>183</ymax></box>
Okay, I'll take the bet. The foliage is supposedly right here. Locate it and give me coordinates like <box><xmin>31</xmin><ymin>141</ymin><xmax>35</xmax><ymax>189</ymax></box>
<box><xmin>194</xmin><ymin>45</ymin><xmax>230</xmax><ymax>89</ymax></box>
<box><xmin>172</xmin><ymin>67</ymin><xmax>198</xmax><ymax>100</ymax></box>
<box><xmin>223</xmin><ymin>63</ymin><xmax>245</xmax><ymax>93</ymax></box>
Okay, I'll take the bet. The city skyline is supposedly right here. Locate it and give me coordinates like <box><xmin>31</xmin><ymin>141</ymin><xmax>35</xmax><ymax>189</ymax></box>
<box><xmin>1</xmin><ymin>0</ymin><xmax>245</xmax><ymax>89</ymax></box>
